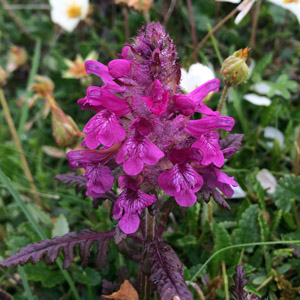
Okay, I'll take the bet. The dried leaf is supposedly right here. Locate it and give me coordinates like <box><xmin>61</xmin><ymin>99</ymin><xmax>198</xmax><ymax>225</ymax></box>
<box><xmin>54</xmin><ymin>173</ymin><xmax>87</xmax><ymax>194</ymax></box>
<box><xmin>103</xmin><ymin>280</ymin><xmax>138</xmax><ymax>300</ymax></box>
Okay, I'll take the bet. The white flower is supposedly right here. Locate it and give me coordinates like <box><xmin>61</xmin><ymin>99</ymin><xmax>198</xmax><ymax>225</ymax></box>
<box><xmin>256</xmin><ymin>169</ymin><xmax>277</xmax><ymax>194</ymax></box>
<box><xmin>231</xmin><ymin>184</ymin><xmax>247</xmax><ymax>198</ymax></box>
<box><xmin>50</xmin><ymin>0</ymin><xmax>89</xmax><ymax>32</ymax></box>
<box><xmin>264</xmin><ymin>126</ymin><xmax>284</xmax><ymax>148</ymax></box>
<box><xmin>244</xmin><ymin>93</ymin><xmax>272</xmax><ymax>106</ymax></box>
<box><xmin>268</xmin><ymin>0</ymin><xmax>300</xmax><ymax>24</ymax></box>
<box><xmin>180</xmin><ymin>63</ymin><xmax>215</xmax><ymax>93</ymax></box>
<box><xmin>251</xmin><ymin>82</ymin><xmax>282</xmax><ymax>96</ymax></box>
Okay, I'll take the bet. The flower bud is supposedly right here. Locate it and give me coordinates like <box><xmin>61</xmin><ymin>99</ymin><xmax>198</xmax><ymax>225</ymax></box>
<box><xmin>6</xmin><ymin>46</ymin><xmax>28</xmax><ymax>72</ymax></box>
<box><xmin>0</xmin><ymin>66</ymin><xmax>8</xmax><ymax>87</ymax></box>
<box><xmin>221</xmin><ymin>48</ymin><xmax>250</xmax><ymax>87</ymax></box>
<box><xmin>51</xmin><ymin>102</ymin><xmax>83</xmax><ymax>147</ymax></box>
<box><xmin>31</xmin><ymin>75</ymin><xmax>54</xmax><ymax>98</ymax></box>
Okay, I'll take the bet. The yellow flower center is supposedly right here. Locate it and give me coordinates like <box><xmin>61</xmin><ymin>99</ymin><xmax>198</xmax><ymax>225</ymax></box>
<box><xmin>284</xmin><ymin>0</ymin><xmax>298</xmax><ymax>3</ymax></box>
<box><xmin>67</xmin><ymin>4</ymin><xmax>82</xmax><ymax>19</ymax></box>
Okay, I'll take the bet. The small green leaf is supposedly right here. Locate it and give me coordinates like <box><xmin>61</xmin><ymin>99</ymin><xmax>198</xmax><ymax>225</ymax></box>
<box><xmin>274</xmin><ymin>175</ymin><xmax>300</xmax><ymax>212</ymax></box>
<box><xmin>73</xmin><ymin>267</ymin><xmax>101</xmax><ymax>286</ymax></box>
<box><xmin>235</xmin><ymin>205</ymin><xmax>260</xmax><ymax>252</ymax></box>
<box><xmin>258</xmin><ymin>213</ymin><xmax>269</xmax><ymax>242</ymax></box>
<box><xmin>283</xmin><ymin>212</ymin><xmax>296</xmax><ymax>230</ymax></box>
<box><xmin>52</xmin><ymin>214</ymin><xmax>69</xmax><ymax>237</ymax></box>
<box><xmin>254</xmin><ymin>181</ymin><xmax>266</xmax><ymax>211</ymax></box>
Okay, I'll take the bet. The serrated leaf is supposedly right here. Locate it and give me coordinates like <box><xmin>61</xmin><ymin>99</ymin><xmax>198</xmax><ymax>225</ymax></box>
<box><xmin>0</xmin><ymin>229</ymin><xmax>114</xmax><ymax>271</ymax></box>
<box><xmin>253</xmin><ymin>181</ymin><xmax>266</xmax><ymax>211</ymax></box>
<box><xmin>52</xmin><ymin>214</ymin><xmax>69</xmax><ymax>237</ymax></box>
<box><xmin>73</xmin><ymin>267</ymin><xmax>101</xmax><ymax>286</ymax></box>
<box><xmin>235</xmin><ymin>205</ymin><xmax>259</xmax><ymax>252</ymax></box>
<box><xmin>148</xmin><ymin>240</ymin><xmax>193</xmax><ymax>300</ymax></box>
<box><xmin>54</xmin><ymin>173</ymin><xmax>87</xmax><ymax>194</ymax></box>
<box><xmin>211</xmin><ymin>223</ymin><xmax>232</xmax><ymax>276</ymax></box>
<box><xmin>23</xmin><ymin>262</ymin><xmax>64</xmax><ymax>288</ymax></box>
<box><xmin>270</xmin><ymin>210</ymin><xmax>282</xmax><ymax>233</ymax></box>
<box><xmin>274</xmin><ymin>175</ymin><xmax>300</xmax><ymax>212</ymax></box>
<box><xmin>258</xmin><ymin>213</ymin><xmax>269</xmax><ymax>242</ymax></box>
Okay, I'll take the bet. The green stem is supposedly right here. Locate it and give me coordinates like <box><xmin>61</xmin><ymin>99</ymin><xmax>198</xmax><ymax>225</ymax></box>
<box><xmin>222</xmin><ymin>261</ymin><xmax>229</xmax><ymax>300</ymax></box>
<box><xmin>217</xmin><ymin>85</ymin><xmax>230</xmax><ymax>113</ymax></box>
<box><xmin>0</xmin><ymin>168</ymin><xmax>80</xmax><ymax>300</ymax></box>
<box><xmin>207</xmin><ymin>23</ymin><xmax>223</xmax><ymax>65</ymax></box>
<box><xmin>18</xmin><ymin>38</ymin><xmax>41</xmax><ymax>137</ymax></box>
<box><xmin>17</xmin><ymin>265</ymin><xmax>34</xmax><ymax>300</ymax></box>
<box><xmin>191</xmin><ymin>240</ymin><xmax>300</xmax><ymax>281</ymax></box>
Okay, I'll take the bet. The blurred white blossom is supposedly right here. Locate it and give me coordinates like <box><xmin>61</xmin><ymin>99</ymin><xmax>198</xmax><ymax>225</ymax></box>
<box><xmin>264</xmin><ymin>126</ymin><xmax>284</xmax><ymax>148</ymax></box>
<box><xmin>180</xmin><ymin>63</ymin><xmax>215</xmax><ymax>93</ymax></box>
<box><xmin>268</xmin><ymin>0</ymin><xmax>300</xmax><ymax>23</ymax></box>
<box><xmin>50</xmin><ymin>0</ymin><xmax>89</xmax><ymax>32</ymax></box>
<box><xmin>244</xmin><ymin>93</ymin><xmax>272</xmax><ymax>106</ymax></box>
<box><xmin>256</xmin><ymin>169</ymin><xmax>277</xmax><ymax>194</ymax></box>
<box><xmin>231</xmin><ymin>184</ymin><xmax>247</xmax><ymax>198</ymax></box>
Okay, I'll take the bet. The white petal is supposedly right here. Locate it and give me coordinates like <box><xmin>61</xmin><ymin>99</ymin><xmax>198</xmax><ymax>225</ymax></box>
<box><xmin>267</xmin><ymin>0</ymin><xmax>300</xmax><ymax>24</ymax></box>
<box><xmin>216</xmin><ymin>0</ymin><xmax>241</xmax><ymax>3</ymax></box>
<box><xmin>230</xmin><ymin>184</ymin><xmax>247</xmax><ymax>198</ymax></box>
<box><xmin>235</xmin><ymin>0</ymin><xmax>255</xmax><ymax>24</ymax></box>
<box><xmin>264</xmin><ymin>126</ymin><xmax>284</xmax><ymax>148</ymax></box>
<box><xmin>248</xmin><ymin>58</ymin><xmax>256</xmax><ymax>76</ymax></box>
<box><xmin>180</xmin><ymin>63</ymin><xmax>215</xmax><ymax>93</ymax></box>
<box><xmin>251</xmin><ymin>82</ymin><xmax>271</xmax><ymax>95</ymax></box>
<box><xmin>256</xmin><ymin>169</ymin><xmax>277</xmax><ymax>194</ymax></box>
<box><xmin>244</xmin><ymin>93</ymin><xmax>272</xmax><ymax>106</ymax></box>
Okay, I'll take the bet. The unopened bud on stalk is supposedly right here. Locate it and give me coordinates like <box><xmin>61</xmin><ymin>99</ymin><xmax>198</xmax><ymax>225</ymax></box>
<box><xmin>221</xmin><ymin>48</ymin><xmax>250</xmax><ymax>87</ymax></box>
<box><xmin>31</xmin><ymin>75</ymin><xmax>54</xmax><ymax>98</ymax></box>
<box><xmin>0</xmin><ymin>66</ymin><xmax>8</xmax><ymax>87</ymax></box>
<box><xmin>51</xmin><ymin>103</ymin><xmax>83</xmax><ymax>147</ymax></box>
<box><xmin>6</xmin><ymin>46</ymin><xmax>28</xmax><ymax>73</ymax></box>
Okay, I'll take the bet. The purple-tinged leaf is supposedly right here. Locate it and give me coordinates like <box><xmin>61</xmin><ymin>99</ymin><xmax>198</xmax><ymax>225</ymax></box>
<box><xmin>54</xmin><ymin>173</ymin><xmax>87</xmax><ymax>194</ymax></box>
<box><xmin>149</xmin><ymin>240</ymin><xmax>193</xmax><ymax>300</ymax></box>
<box><xmin>230</xmin><ymin>266</ymin><xmax>260</xmax><ymax>300</ymax></box>
<box><xmin>200</xmin><ymin>186</ymin><xmax>231</xmax><ymax>210</ymax></box>
<box><xmin>0</xmin><ymin>229</ymin><xmax>114</xmax><ymax>271</ymax></box>
<box><xmin>220</xmin><ymin>134</ymin><xmax>244</xmax><ymax>158</ymax></box>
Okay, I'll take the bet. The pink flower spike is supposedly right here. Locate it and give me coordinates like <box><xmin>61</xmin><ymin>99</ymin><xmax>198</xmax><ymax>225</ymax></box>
<box><xmin>187</xmin><ymin>78</ymin><xmax>220</xmax><ymax>105</ymax></box>
<box><xmin>85</xmin><ymin>164</ymin><xmax>114</xmax><ymax>198</ymax></box>
<box><xmin>192</xmin><ymin>131</ymin><xmax>224</xmax><ymax>167</ymax></box>
<box><xmin>173</xmin><ymin>95</ymin><xmax>196</xmax><ymax>116</ymax></box>
<box><xmin>86</xmin><ymin>86</ymin><xmax>130</xmax><ymax>116</ymax></box>
<box><xmin>142</xmin><ymin>80</ymin><xmax>168</xmax><ymax>116</ymax></box>
<box><xmin>108</xmin><ymin>59</ymin><xmax>133</xmax><ymax>78</ymax></box>
<box><xmin>116</xmin><ymin>134</ymin><xmax>164</xmax><ymax>176</ymax></box>
<box><xmin>185</xmin><ymin>116</ymin><xmax>235</xmax><ymax>137</ymax></box>
<box><xmin>158</xmin><ymin>163</ymin><xmax>203</xmax><ymax>207</ymax></box>
<box><xmin>113</xmin><ymin>188</ymin><xmax>156</xmax><ymax>234</ymax></box>
<box><xmin>83</xmin><ymin>109</ymin><xmax>126</xmax><ymax>149</ymax></box>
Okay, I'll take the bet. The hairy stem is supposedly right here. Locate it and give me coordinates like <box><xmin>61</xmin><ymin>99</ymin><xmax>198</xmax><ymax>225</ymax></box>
<box><xmin>141</xmin><ymin>209</ymin><xmax>155</xmax><ymax>300</ymax></box>
<box><xmin>0</xmin><ymin>89</ymin><xmax>42</xmax><ymax>208</ymax></box>
<box><xmin>217</xmin><ymin>85</ymin><xmax>230</xmax><ymax>113</ymax></box>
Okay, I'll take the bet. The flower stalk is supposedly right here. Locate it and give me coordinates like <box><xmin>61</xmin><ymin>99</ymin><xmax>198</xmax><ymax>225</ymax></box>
<box><xmin>0</xmin><ymin>88</ymin><xmax>42</xmax><ymax>208</ymax></box>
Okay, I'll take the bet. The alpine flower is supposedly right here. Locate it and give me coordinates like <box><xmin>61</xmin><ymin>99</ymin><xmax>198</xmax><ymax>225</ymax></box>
<box><xmin>67</xmin><ymin>22</ymin><xmax>240</xmax><ymax>234</ymax></box>
<box><xmin>50</xmin><ymin>0</ymin><xmax>89</xmax><ymax>32</ymax></box>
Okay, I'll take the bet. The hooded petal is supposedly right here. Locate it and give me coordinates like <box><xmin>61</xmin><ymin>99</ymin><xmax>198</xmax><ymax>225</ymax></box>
<box><xmin>108</xmin><ymin>59</ymin><xmax>133</xmax><ymax>78</ymax></box>
<box><xmin>158</xmin><ymin>163</ymin><xmax>203</xmax><ymax>206</ymax></box>
<box><xmin>185</xmin><ymin>116</ymin><xmax>235</xmax><ymax>137</ymax></box>
<box><xmin>215</xmin><ymin>168</ymin><xmax>238</xmax><ymax>198</ymax></box>
<box><xmin>83</xmin><ymin>109</ymin><xmax>126</xmax><ymax>149</ymax></box>
<box><xmin>113</xmin><ymin>188</ymin><xmax>156</xmax><ymax>234</ymax></box>
<box><xmin>86</xmin><ymin>86</ymin><xmax>130</xmax><ymax>116</ymax></box>
<box><xmin>116</xmin><ymin>134</ymin><xmax>164</xmax><ymax>175</ymax></box>
<box><xmin>192</xmin><ymin>131</ymin><xmax>224</xmax><ymax>167</ymax></box>
<box><xmin>187</xmin><ymin>78</ymin><xmax>220</xmax><ymax>105</ymax></box>
<box><xmin>173</xmin><ymin>95</ymin><xmax>196</xmax><ymax>116</ymax></box>
<box><xmin>84</xmin><ymin>164</ymin><xmax>114</xmax><ymax>198</ymax></box>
